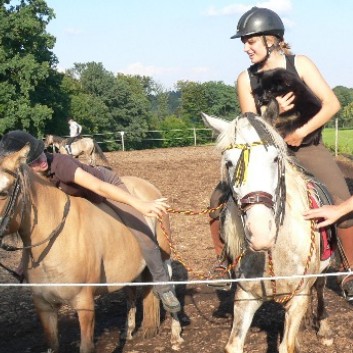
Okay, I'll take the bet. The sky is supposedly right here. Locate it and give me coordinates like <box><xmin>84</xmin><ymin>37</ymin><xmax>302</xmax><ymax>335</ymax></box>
<box><xmin>45</xmin><ymin>0</ymin><xmax>353</xmax><ymax>90</ymax></box>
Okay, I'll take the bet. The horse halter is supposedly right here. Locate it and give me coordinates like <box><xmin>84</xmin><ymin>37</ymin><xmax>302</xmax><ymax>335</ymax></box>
<box><xmin>0</xmin><ymin>165</ymin><xmax>71</xmax><ymax>251</ymax></box>
<box><xmin>0</xmin><ymin>169</ymin><xmax>23</xmax><ymax>237</ymax></box>
<box><xmin>223</xmin><ymin>138</ymin><xmax>286</xmax><ymax>235</ymax></box>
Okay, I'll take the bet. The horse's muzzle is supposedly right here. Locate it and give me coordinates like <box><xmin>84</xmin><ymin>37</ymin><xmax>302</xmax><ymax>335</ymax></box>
<box><xmin>244</xmin><ymin>205</ymin><xmax>276</xmax><ymax>251</ymax></box>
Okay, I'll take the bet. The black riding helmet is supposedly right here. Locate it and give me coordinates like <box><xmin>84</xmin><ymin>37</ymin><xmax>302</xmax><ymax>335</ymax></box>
<box><xmin>231</xmin><ymin>7</ymin><xmax>284</xmax><ymax>39</ymax></box>
<box><xmin>0</xmin><ymin>130</ymin><xmax>44</xmax><ymax>164</ymax></box>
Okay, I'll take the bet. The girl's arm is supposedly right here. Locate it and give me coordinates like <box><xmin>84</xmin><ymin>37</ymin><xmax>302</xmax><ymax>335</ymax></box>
<box><xmin>304</xmin><ymin>197</ymin><xmax>353</xmax><ymax>228</ymax></box>
<box><xmin>284</xmin><ymin>55</ymin><xmax>341</xmax><ymax>146</ymax></box>
<box><xmin>73</xmin><ymin>167</ymin><xmax>169</xmax><ymax>218</ymax></box>
<box><xmin>237</xmin><ymin>70</ymin><xmax>258</xmax><ymax>113</ymax></box>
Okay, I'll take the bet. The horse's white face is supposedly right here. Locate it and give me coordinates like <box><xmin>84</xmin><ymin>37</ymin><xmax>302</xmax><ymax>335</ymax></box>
<box><xmin>223</xmin><ymin>142</ymin><xmax>279</xmax><ymax>251</ymax></box>
<box><xmin>202</xmin><ymin>113</ymin><xmax>280</xmax><ymax>251</ymax></box>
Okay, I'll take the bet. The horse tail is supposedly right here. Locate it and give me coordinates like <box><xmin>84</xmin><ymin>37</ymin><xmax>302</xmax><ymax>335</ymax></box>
<box><xmin>93</xmin><ymin>140</ymin><xmax>109</xmax><ymax>165</ymax></box>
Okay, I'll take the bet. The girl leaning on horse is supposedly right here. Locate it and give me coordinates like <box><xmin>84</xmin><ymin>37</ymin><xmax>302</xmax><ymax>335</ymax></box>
<box><xmin>208</xmin><ymin>6</ymin><xmax>353</xmax><ymax>301</ymax></box>
<box><xmin>0</xmin><ymin>130</ymin><xmax>181</xmax><ymax>313</ymax></box>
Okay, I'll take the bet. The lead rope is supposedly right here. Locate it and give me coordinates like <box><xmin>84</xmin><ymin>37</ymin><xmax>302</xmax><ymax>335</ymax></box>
<box><xmin>158</xmin><ymin>203</ymin><xmax>246</xmax><ymax>279</ymax></box>
<box><xmin>268</xmin><ymin>187</ymin><xmax>317</xmax><ymax>303</ymax></box>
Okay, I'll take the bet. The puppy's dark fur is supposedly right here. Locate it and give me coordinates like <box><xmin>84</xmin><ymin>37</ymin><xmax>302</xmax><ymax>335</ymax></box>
<box><xmin>252</xmin><ymin>68</ymin><xmax>322</xmax><ymax>145</ymax></box>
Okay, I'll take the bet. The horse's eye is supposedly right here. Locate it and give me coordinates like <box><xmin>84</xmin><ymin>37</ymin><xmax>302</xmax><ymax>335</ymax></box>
<box><xmin>274</xmin><ymin>156</ymin><xmax>279</xmax><ymax>163</ymax></box>
<box><xmin>225</xmin><ymin>160</ymin><xmax>233</xmax><ymax>169</ymax></box>
<box><xmin>0</xmin><ymin>191</ymin><xmax>9</xmax><ymax>199</ymax></box>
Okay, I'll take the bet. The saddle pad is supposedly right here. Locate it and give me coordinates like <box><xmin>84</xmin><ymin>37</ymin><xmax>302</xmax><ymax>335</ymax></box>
<box><xmin>307</xmin><ymin>182</ymin><xmax>336</xmax><ymax>261</ymax></box>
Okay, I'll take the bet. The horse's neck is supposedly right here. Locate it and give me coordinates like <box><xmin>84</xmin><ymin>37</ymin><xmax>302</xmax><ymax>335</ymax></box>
<box><xmin>285</xmin><ymin>161</ymin><xmax>309</xmax><ymax>210</ymax></box>
<box><xmin>19</xmin><ymin>171</ymin><xmax>68</xmax><ymax>240</ymax></box>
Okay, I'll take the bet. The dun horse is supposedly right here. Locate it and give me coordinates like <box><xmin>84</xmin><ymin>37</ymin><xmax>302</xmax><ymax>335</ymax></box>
<box><xmin>0</xmin><ymin>146</ymin><xmax>182</xmax><ymax>353</ymax></box>
<box><xmin>202</xmin><ymin>112</ymin><xmax>333</xmax><ymax>353</ymax></box>
<box><xmin>45</xmin><ymin>134</ymin><xmax>109</xmax><ymax>167</ymax></box>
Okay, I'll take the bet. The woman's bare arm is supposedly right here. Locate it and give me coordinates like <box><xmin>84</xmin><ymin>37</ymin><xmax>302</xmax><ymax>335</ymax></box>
<box><xmin>73</xmin><ymin>167</ymin><xmax>169</xmax><ymax>218</ymax></box>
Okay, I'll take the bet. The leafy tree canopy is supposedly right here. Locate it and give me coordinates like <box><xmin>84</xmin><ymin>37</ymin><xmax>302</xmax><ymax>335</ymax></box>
<box><xmin>0</xmin><ymin>0</ymin><xmax>63</xmax><ymax>136</ymax></box>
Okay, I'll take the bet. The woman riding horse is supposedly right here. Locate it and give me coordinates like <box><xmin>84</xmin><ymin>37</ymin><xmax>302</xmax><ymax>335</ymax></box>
<box><xmin>0</xmin><ymin>130</ymin><xmax>181</xmax><ymax>313</ymax></box>
<box><xmin>209</xmin><ymin>6</ymin><xmax>353</xmax><ymax>300</ymax></box>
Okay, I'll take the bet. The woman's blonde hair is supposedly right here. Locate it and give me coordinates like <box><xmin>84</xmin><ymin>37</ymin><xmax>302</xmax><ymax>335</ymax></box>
<box><xmin>265</xmin><ymin>35</ymin><xmax>292</xmax><ymax>55</ymax></box>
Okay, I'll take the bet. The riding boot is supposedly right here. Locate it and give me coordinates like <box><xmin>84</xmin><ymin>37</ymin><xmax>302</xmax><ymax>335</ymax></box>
<box><xmin>337</xmin><ymin>226</ymin><xmax>353</xmax><ymax>300</ymax></box>
<box><xmin>207</xmin><ymin>217</ymin><xmax>231</xmax><ymax>290</ymax></box>
<box><xmin>210</xmin><ymin>217</ymin><xmax>224</xmax><ymax>258</ymax></box>
<box><xmin>142</xmin><ymin>247</ymin><xmax>181</xmax><ymax>313</ymax></box>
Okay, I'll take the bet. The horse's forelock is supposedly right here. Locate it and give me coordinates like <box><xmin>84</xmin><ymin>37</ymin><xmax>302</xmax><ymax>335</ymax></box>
<box><xmin>247</xmin><ymin>114</ymin><xmax>288</xmax><ymax>158</ymax></box>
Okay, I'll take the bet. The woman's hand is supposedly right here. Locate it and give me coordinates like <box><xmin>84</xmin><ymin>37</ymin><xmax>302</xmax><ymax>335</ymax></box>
<box><xmin>133</xmin><ymin>197</ymin><xmax>170</xmax><ymax>218</ymax></box>
<box><xmin>276</xmin><ymin>92</ymin><xmax>295</xmax><ymax>114</ymax></box>
<box><xmin>303</xmin><ymin>205</ymin><xmax>342</xmax><ymax>228</ymax></box>
<box><xmin>284</xmin><ymin>127</ymin><xmax>306</xmax><ymax>147</ymax></box>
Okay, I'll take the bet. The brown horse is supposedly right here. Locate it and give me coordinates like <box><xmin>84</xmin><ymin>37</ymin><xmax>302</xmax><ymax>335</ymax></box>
<box><xmin>44</xmin><ymin>134</ymin><xmax>109</xmax><ymax>167</ymax></box>
<box><xmin>0</xmin><ymin>146</ymin><xmax>183</xmax><ymax>353</ymax></box>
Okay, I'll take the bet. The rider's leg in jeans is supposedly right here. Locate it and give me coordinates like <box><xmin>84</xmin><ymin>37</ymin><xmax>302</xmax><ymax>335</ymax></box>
<box><xmin>98</xmin><ymin>167</ymin><xmax>181</xmax><ymax>312</ymax></box>
<box><xmin>208</xmin><ymin>181</ymin><xmax>231</xmax><ymax>282</ymax></box>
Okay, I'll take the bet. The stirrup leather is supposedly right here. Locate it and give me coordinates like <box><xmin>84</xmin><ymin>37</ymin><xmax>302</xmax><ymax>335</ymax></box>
<box><xmin>341</xmin><ymin>270</ymin><xmax>353</xmax><ymax>301</ymax></box>
<box><xmin>207</xmin><ymin>259</ymin><xmax>232</xmax><ymax>291</ymax></box>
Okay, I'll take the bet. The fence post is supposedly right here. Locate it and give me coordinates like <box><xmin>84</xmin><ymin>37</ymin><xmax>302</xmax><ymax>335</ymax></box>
<box><xmin>120</xmin><ymin>131</ymin><xmax>125</xmax><ymax>151</ymax></box>
<box><xmin>335</xmin><ymin>118</ymin><xmax>338</xmax><ymax>157</ymax></box>
<box><xmin>193</xmin><ymin>128</ymin><xmax>197</xmax><ymax>146</ymax></box>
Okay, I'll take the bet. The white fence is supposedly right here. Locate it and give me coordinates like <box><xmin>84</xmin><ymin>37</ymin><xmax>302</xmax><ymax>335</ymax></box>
<box><xmin>80</xmin><ymin>127</ymin><xmax>214</xmax><ymax>151</ymax></box>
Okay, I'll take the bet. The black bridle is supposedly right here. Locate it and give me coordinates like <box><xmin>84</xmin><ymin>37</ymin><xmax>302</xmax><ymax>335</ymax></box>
<box><xmin>0</xmin><ymin>169</ymin><xmax>23</xmax><ymax>237</ymax></box>
<box><xmin>0</xmin><ymin>166</ymin><xmax>71</xmax><ymax>251</ymax></box>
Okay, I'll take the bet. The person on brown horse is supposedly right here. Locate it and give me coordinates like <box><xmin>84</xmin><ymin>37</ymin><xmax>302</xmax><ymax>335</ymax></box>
<box><xmin>208</xmin><ymin>6</ymin><xmax>353</xmax><ymax>301</ymax></box>
<box><xmin>0</xmin><ymin>130</ymin><xmax>181</xmax><ymax>313</ymax></box>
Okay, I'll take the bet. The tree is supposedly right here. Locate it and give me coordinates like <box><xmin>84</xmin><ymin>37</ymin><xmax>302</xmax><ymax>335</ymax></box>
<box><xmin>333</xmin><ymin>86</ymin><xmax>353</xmax><ymax>127</ymax></box>
<box><xmin>177</xmin><ymin>80</ymin><xmax>239</xmax><ymax>125</ymax></box>
<box><xmin>0</xmin><ymin>0</ymin><xmax>62</xmax><ymax>136</ymax></box>
<box><xmin>342</xmin><ymin>102</ymin><xmax>353</xmax><ymax>128</ymax></box>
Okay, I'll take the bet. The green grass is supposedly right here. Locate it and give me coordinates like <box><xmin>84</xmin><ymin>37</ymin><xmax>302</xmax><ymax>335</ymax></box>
<box><xmin>323</xmin><ymin>128</ymin><xmax>353</xmax><ymax>155</ymax></box>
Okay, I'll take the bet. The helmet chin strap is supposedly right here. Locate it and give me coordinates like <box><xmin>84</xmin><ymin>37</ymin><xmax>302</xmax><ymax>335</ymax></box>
<box><xmin>257</xmin><ymin>35</ymin><xmax>281</xmax><ymax>67</ymax></box>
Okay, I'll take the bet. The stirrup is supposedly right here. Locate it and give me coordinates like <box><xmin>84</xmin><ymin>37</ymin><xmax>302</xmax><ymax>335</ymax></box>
<box><xmin>207</xmin><ymin>260</ymin><xmax>232</xmax><ymax>291</ymax></box>
<box><xmin>341</xmin><ymin>271</ymin><xmax>353</xmax><ymax>301</ymax></box>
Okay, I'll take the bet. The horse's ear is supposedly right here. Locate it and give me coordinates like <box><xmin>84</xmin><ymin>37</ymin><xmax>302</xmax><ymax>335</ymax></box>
<box><xmin>0</xmin><ymin>144</ymin><xmax>30</xmax><ymax>171</ymax></box>
<box><xmin>18</xmin><ymin>144</ymin><xmax>31</xmax><ymax>165</ymax></box>
<box><xmin>201</xmin><ymin>112</ymin><xmax>230</xmax><ymax>135</ymax></box>
<box><xmin>262</xmin><ymin>99</ymin><xmax>280</xmax><ymax>126</ymax></box>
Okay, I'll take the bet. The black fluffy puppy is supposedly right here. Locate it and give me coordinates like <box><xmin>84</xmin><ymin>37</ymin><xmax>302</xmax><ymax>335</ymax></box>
<box><xmin>252</xmin><ymin>68</ymin><xmax>322</xmax><ymax>145</ymax></box>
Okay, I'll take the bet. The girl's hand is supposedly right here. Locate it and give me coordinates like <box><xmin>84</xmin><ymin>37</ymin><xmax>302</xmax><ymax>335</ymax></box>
<box><xmin>135</xmin><ymin>197</ymin><xmax>170</xmax><ymax>218</ymax></box>
<box><xmin>303</xmin><ymin>205</ymin><xmax>342</xmax><ymax>228</ymax></box>
<box><xmin>276</xmin><ymin>92</ymin><xmax>295</xmax><ymax>114</ymax></box>
<box><xmin>284</xmin><ymin>128</ymin><xmax>305</xmax><ymax>147</ymax></box>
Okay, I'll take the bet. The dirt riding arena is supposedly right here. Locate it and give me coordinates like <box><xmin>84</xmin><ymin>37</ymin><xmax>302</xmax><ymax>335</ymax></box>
<box><xmin>1</xmin><ymin>146</ymin><xmax>353</xmax><ymax>353</ymax></box>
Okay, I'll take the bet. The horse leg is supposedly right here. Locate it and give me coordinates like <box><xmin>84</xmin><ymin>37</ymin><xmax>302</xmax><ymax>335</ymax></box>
<box><xmin>122</xmin><ymin>287</ymin><xmax>137</xmax><ymax>341</ymax></box>
<box><xmin>225</xmin><ymin>288</ymin><xmax>262</xmax><ymax>353</ymax></box>
<box><xmin>170</xmin><ymin>312</ymin><xmax>184</xmax><ymax>349</ymax></box>
<box><xmin>32</xmin><ymin>295</ymin><xmax>60</xmax><ymax>352</ymax></box>
<box><xmin>164</xmin><ymin>258</ymin><xmax>184</xmax><ymax>349</ymax></box>
<box><xmin>279</xmin><ymin>293</ymin><xmax>310</xmax><ymax>353</ymax></box>
<box><xmin>314</xmin><ymin>277</ymin><xmax>333</xmax><ymax>346</ymax></box>
<box><xmin>140</xmin><ymin>268</ymin><xmax>161</xmax><ymax>338</ymax></box>
<box><xmin>73</xmin><ymin>292</ymin><xmax>95</xmax><ymax>353</ymax></box>
<box><xmin>90</xmin><ymin>151</ymin><xmax>96</xmax><ymax>167</ymax></box>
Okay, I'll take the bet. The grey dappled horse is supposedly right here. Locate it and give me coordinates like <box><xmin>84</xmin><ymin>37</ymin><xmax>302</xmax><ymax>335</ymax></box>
<box><xmin>202</xmin><ymin>112</ymin><xmax>333</xmax><ymax>353</ymax></box>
